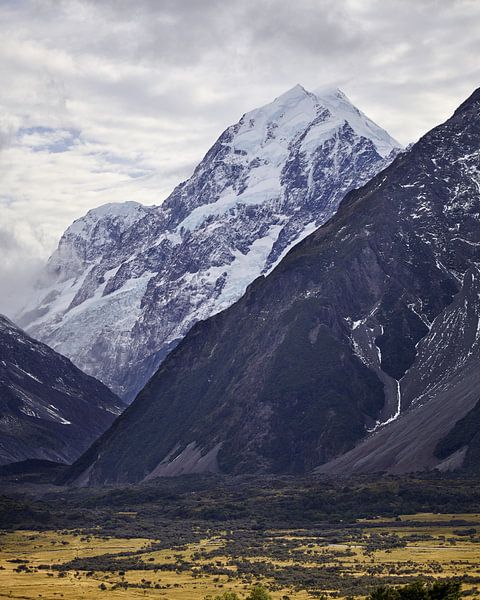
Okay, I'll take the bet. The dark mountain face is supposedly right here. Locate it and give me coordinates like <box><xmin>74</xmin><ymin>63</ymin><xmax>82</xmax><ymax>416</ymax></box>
<box><xmin>0</xmin><ymin>316</ymin><xmax>125</xmax><ymax>465</ymax></box>
<box><xmin>436</xmin><ymin>391</ymin><xmax>480</xmax><ymax>473</ymax></box>
<box><xmin>64</xmin><ymin>87</ymin><xmax>480</xmax><ymax>485</ymax></box>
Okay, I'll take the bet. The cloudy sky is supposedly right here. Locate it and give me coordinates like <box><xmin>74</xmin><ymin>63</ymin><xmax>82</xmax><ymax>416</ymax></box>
<box><xmin>0</xmin><ymin>0</ymin><xmax>479</xmax><ymax>316</ymax></box>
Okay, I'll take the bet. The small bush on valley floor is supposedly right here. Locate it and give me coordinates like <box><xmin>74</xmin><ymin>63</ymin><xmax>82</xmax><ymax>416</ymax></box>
<box><xmin>205</xmin><ymin>583</ymin><xmax>272</xmax><ymax>600</ymax></box>
<box><xmin>368</xmin><ymin>580</ymin><xmax>462</xmax><ymax>600</ymax></box>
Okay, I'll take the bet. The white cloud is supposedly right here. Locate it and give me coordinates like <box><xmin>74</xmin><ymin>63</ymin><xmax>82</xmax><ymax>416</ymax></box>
<box><xmin>0</xmin><ymin>0</ymin><xmax>479</xmax><ymax>318</ymax></box>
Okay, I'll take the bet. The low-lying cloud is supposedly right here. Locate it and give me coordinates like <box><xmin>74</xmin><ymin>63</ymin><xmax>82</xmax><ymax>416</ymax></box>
<box><xmin>0</xmin><ymin>223</ymin><xmax>44</xmax><ymax>319</ymax></box>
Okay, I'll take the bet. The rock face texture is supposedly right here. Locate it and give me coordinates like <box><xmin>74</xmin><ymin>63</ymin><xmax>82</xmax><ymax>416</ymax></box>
<box><xmin>61</xmin><ymin>86</ymin><xmax>480</xmax><ymax>485</ymax></box>
<box><xmin>0</xmin><ymin>316</ymin><xmax>124</xmax><ymax>466</ymax></box>
<box><xmin>19</xmin><ymin>85</ymin><xmax>400</xmax><ymax>401</ymax></box>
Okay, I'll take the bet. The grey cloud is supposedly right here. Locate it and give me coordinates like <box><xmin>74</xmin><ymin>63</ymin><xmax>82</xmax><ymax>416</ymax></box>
<box><xmin>0</xmin><ymin>229</ymin><xmax>18</xmax><ymax>250</ymax></box>
<box><xmin>0</xmin><ymin>0</ymin><xmax>479</xmax><ymax>318</ymax></box>
<box><xmin>0</xmin><ymin>225</ymin><xmax>43</xmax><ymax>319</ymax></box>
<box><xmin>0</xmin><ymin>118</ymin><xmax>18</xmax><ymax>151</ymax></box>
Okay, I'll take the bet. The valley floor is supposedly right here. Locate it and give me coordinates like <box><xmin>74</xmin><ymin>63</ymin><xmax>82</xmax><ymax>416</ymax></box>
<box><xmin>3</xmin><ymin>474</ymin><xmax>480</xmax><ymax>598</ymax></box>
<box><xmin>2</xmin><ymin>513</ymin><xmax>480</xmax><ymax>599</ymax></box>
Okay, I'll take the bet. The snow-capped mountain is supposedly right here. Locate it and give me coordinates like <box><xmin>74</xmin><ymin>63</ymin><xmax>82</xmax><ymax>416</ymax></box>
<box><xmin>62</xmin><ymin>86</ymin><xmax>480</xmax><ymax>485</ymax></box>
<box><xmin>19</xmin><ymin>85</ymin><xmax>401</xmax><ymax>400</ymax></box>
<box><xmin>0</xmin><ymin>315</ymin><xmax>124</xmax><ymax>465</ymax></box>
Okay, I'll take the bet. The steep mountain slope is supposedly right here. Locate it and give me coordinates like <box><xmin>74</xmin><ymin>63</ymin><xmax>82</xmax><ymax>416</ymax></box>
<box><xmin>318</xmin><ymin>265</ymin><xmax>480</xmax><ymax>474</ymax></box>
<box><xmin>19</xmin><ymin>85</ymin><xmax>400</xmax><ymax>401</ymax></box>
<box><xmin>0</xmin><ymin>316</ymin><xmax>125</xmax><ymax>465</ymax></box>
<box><xmin>62</xmin><ymin>86</ymin><xmax>480</xmax><ymax>485</ymax></box>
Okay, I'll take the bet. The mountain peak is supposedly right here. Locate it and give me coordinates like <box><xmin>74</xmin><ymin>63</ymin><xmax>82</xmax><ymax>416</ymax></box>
<box><xmin>240</xmin><ymin>85</ymin><xmax>400</xmax><ymax>158</ymax></box>
<box><xmin>272</xmin><ymin>84</ymin><xmax>348</xmax><ymax>110</ymax></box>
<box><xmin>312</xmin><ymin>85</ymin><xmax>344</xmax><ymax>99</ymax></box>
<box><xmin>273</xmin><ymin>83</ymin><xmax>310</xmax><ymax>102</ymax></box>
<box><xmin>86</xmin><ymin>200</ymin><xmax>146</xmax><ymax>217</ymax></box>
<box><xmin>20</xmin><ymin>85</ymin><xmax>401</xmax><ymax>401</ymax></box>
<box><xmin>273</xmin><ymin>83</ymin><xmax>346</xmax><ymax>105</ymax></box>
<box><xmin>67</xmin><ymin>201</ymin><xmax>151</xmax><ymax>236</ymax></box>
<box><xmin>244</xmin><ymin>84</ymin><xmax>315</xmax><ymax>124</ymax></box>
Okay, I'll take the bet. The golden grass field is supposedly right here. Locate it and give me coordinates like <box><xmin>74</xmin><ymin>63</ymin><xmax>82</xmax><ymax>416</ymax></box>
<box><xmin>1</xmin><ymin>513</ymin><xmax>480</xmax><ymax>599</ymax></box>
